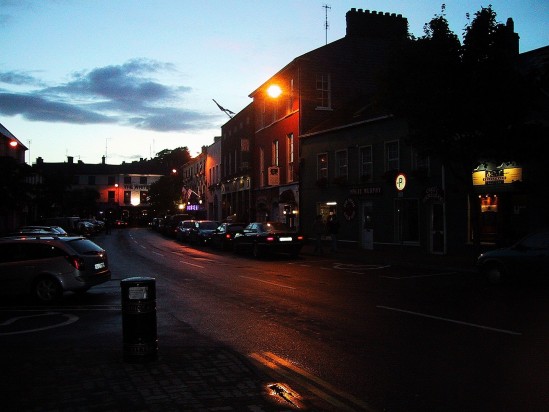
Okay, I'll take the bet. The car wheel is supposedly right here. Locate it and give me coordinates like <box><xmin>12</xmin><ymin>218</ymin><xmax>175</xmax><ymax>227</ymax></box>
<box><xmin>33</xmin><ymin>276</ymin><xmax>63</xmax><ymax>303</ymax></box>
<box><xmin>253</xmin><ymin>243</ymin><xmax>262</xmax><ymax>258</ymax></box>
<box><xmin>484</xmin><ymin>265</ymin><xmax>504</xmax><ymax>284</ymax></box>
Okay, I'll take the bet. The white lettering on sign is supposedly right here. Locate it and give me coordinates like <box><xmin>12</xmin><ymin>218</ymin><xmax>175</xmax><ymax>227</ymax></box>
<box><xmin>128</xmin><ymin>286</ymin><xmax>148</xmax><ymax>300</ymax></box>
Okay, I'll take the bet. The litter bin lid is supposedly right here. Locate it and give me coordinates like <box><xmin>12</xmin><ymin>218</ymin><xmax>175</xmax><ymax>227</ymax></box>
<box><xmin>121</xmin><ymin>276</ymin><xmax>156</xmax><ymax>285</ymax></box>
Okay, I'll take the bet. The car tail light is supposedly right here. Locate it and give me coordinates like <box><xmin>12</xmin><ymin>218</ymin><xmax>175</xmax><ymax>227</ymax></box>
<box><xmin>266</xmin><ymin>236</ymin><xmax>275</xmax><ymax>242</ymax></box>
<box><xmin>297</xmin><ymin>235</ymin><xmax>304</xmax><ymax>241</ymax></box>
<box><xmin>66</xmin><ymin>255</ymin><xmax>85</xmax><ymax>270</ymax></box>
<box><xmin>225</xmin><ymin>234</ymin><xmax>232</xmax><ymax>239</ymax></box>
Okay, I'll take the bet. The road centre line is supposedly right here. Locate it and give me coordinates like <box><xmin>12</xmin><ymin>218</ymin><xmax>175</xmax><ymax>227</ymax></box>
<box><xmin>180</xmin><ymin>260</ymin><xmax>205</xmax><ymax>269</ymax></box>
<box><xmin>381</xmin><ymin>271</ymin><xmax>457</xmax><ymax>279</ymax></box>
<box><xmin>152</xmin><ymin>251</ymin><xmax>164</xmax><ymax>256</ymax></box>
<box><xmin>377</xmin><ymin>305</ymin><xmax>522</xmax><ymax>335</ymax></box>
<box><xmin>250</xmin><ymin>351</ymin><xmax>375</xmax><ymax>411</ymax></box>
<box><xmin>239</xmin><ymin>276</ymin><xmax>296</xmax><ymax>289</ymax></box>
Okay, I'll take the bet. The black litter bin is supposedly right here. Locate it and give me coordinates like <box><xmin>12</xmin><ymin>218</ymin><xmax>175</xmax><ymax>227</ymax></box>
<box><xmin>121</xmin><ymin>277</ymin><xmax>157</xmax><ymax>362</ymax></box>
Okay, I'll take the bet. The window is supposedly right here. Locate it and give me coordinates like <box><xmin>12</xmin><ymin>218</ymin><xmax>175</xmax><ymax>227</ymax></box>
<box><xmin>140</xmin><ymin>176</ymin><xmax>147</xmax><ymax>185</ymax></box>
<box><xmin>87</xmin><ymin>175</ymin><xmax>95</xmax><ymax>185</ymax></box>
<box><xmin>335</xmin><ymin>150</ymin><xmax>348</xmax><ymax>178</ymax></box>
<box><xmin>287</xmin><ymin>133</ymin><xmax>294</xmax><ymax>182</ymax></box>
<box><xmin>385</xmin><ymin>141</ymin><xmax>399</xmax><ymax>171</ymax></box>
<box><xmin>259</xmin><ymin>147</ymin><xmax>265</xmax><ymax>188</ymax></box>
<box><xmin>108</xmin><ymin>176</ymin><xmax>115</xmax><ymax>185</ymax></box>
<box><xmin>140</xmin><ymin>191</ymin><xmax>148</xmax><ymax>204</ymax></box>
<box><xmin>272</xmin><ymin>140</ymin><xmax>279</xmax><ymax>166</ymax></box>
<box><xmin>316</xmin><ymin>73</ymin><xmax>331</xmax><ymax>109</ymax></box>
<box><xmin>317</xmin><ymin>153</ymin><xmax>328</xmax><ymax>179</ymax></box>
<box><xmin>360</xmin><ymin>145</ymin><xmax>373</xmax><ymax>182</ymax></box>
<box><xmin>108</xmin><ymin>191</ymin><xmax>115</xmax><ymax>202</ymax></box>
<box><xmin>411</xmin><ymin>148</ymin><xmax>430</xmax><ymax>175</ymax></box>
<box><xmin>124</xmin><ymin>191</ymin><xmax>131</xmax><ymax>204</ymax></box>
<box><xmin>124</xmin><ymin>176</ymin><xmax>131</xmax><ymax>184</ymax></box>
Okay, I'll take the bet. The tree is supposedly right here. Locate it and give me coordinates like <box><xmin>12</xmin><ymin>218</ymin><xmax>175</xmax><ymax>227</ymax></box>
<box><xmin>379</xmin><ymin>5</ymin><xmax>542</xmax><ymax>187</ymax></box>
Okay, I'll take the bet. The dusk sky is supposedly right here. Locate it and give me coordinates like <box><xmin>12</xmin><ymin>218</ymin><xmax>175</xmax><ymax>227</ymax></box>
<box><xmin>1</xmin><ymin>1</ymin><xmax>547</xmax><ymax>165</ymax></box>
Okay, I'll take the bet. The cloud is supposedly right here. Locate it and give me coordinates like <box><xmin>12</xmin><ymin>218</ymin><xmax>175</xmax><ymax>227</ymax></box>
<box><xmin>0</xmin><ymin>58</ymin><xmax>219</xmax><ymax>132</ymax></box>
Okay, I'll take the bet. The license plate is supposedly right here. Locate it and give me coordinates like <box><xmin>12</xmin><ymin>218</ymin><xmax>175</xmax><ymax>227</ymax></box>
<box><xmin>279</xmin><ymin>237</ymin><xmax>292</xmax><ymax>242</ymax></box>
<box><xmin>95</xmin><ymin>262</ymin><xmax>106</xmax><ymax>270</ymax></box>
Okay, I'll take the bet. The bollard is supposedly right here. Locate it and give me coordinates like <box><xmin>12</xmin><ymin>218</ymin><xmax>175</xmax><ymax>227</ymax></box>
<box><xmin>120</xmin><ymin>277</ymin><xmax>158</xmax><ymax>362</ymax></box>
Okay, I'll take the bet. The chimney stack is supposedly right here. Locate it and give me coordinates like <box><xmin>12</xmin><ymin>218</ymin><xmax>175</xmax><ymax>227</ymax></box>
<box><xmin>346</xmin><ymin>9</ymin><xmax>408</xmax><ymax>40</ymax></box>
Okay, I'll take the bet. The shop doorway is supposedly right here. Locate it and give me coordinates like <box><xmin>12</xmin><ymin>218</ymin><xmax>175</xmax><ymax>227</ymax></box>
<box><xmin>361</xmin><ymin>201</ymin><xmax>373</xmax><ymax>250</ymax></box>
<box><xmin>431</xmin><ymin>202</ymin><xmax>445</xmax><ymax>254</ymax></box>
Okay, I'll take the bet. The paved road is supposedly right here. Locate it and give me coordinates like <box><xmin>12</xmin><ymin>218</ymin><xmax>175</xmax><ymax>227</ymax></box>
<box><xmin>1</xmin><ymin>228</ymin><xmax>547</xmax><ymax>411</ymax></box>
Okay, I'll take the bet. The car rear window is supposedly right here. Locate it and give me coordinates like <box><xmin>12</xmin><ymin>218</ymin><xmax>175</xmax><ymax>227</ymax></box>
<box><xmin>64</xmin><ymin>238</ymin><xmax>104</xmax><ymax>254</ymax></box>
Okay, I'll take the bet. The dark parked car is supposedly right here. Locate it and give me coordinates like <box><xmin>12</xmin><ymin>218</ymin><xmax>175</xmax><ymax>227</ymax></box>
<box><xmin>176</xmin><ymin>220</ymin><xmax>196</xmax><ymax>242</ymax></box>
<box><xmin>210</xmin><ymin>222</ymin><xmax>247</xmax><ymax>251</ymax></box>
<box><xmin>188</xmin><ymin>220</ymin><xmax>220</xmax><ymax>245</ymax></box>
<box><xmin>163</xmin><ymin>214</ymin><xmax>191</xmax><ymax>238</ymax></box>
<box><xmin>0</xmin><ymin>235</ymin><xmax>111</xmax><ymax>302</ymax></box>
<box><xmin>233</xmin><ymin>221</ymin><xmax>304</xmax><ymax>258</ymax></box>
<box><xmin>7</xmin><ymin>226</ymin><xmax>68</xmax><ymax>237</ymax></box>
<box><xmin>477</xmin><ymin>231</ymin><xmax>549</xmax><ymax>283</ymax></box>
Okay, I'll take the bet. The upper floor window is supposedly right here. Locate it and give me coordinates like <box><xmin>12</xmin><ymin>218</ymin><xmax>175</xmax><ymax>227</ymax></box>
<box><xmin>335</xmin><ymin>150</ymin><xmax>348</xmax><ymax>178</ymax></box>
<box><xmin>108</xmin><ymin>175</ymin><xmax>115</xmax><ymax>185</ymax></box>
<box><xmin>316</xmin><ymin>73</ymin><xmax>331</xmax><ymax>109</ymax></box>
<box><xmin>87</xmin><ymin>175</ymin><xmax>95</xmax><ymax>185</ymax></box>
<box><xmin>259</xmin><ymin>147</ymin><xmax>265</xmax><ymax>188</ymax></box>
<box><xmin>360</xmin><ymin>145</ymin><xmax>373</xmax><ymax>182</ymax></box>
<box><xmin>411</xmin><ymin>148</ymin><xmax>430</xmax><ymax>174</ymax></box>
<box><xmin>317</xmin><ymin>153</ymin><xmax>328</xmax><ymax>179</ymax></box>
<box><xmin>272</xmin><ymin>140</ymin><xmax>279</xmax><ymax>166</ymax></box>
<box><xmin>140</xmin><ymin>176</ymin><xmax>147</xmax><ymax>185</ymax></box>
<box><xmin>385</xmin><ymin>141</ymin><xmax>399</xmax><ymax>171</ymax></box>
<box><xmin>124</xmin><ymin>176</ymin><xmax>131</xmax><ymax>184</ymax></box>
<box><xmin>287</xmin><ymin>133</ymin><xmax>294</xmax><ymax>183</ymax></box>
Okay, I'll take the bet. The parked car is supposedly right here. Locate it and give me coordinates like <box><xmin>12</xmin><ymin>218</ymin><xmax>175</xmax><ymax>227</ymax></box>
<box><xmin>7</xmin><ymin>226</ymin><xmax>68</xmax><ymax>237</ymax></box>
<box><xmin>210</xmin><ymin>222</ymin><xmax>247</xmax><ymax>251</ymax></box>
<box><xmin>233</xmin><ymin>222</ymin><xmax>304</xmax><ymax>258</ymax></box>
<box><xmin>114</xmin><ymin>219</ymin><xmax>128</xmax><ymax>228</ymax></box>
<box><xmin>477</xmin><ymin>231</ymin><xmax>549</xmax><ymax>283</ymax></box>
<box><xmin>0</xmin><ymin>236</ymin><xmax>111</xmax><ymax>302</ymax></box>
<box><xmin>188</xmin><ymin>220</ymin><xmax>220</xmax><ymax>245</ymax></box>
<box><xmin>163</xmin><ymin>214</ymin><xmax>191</xmax><ymax>238</ymax></box>
<box><xmin>176</xmin><ymin>220</ymin><xmax>196</xmax><ymax>242</ymax></box>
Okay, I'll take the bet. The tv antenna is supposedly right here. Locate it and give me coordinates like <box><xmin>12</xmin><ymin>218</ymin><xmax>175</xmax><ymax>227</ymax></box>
<box><xmin>323</xmin><ymin>4</ymin><xmax>331</xmax><ymax>45</ymax></box>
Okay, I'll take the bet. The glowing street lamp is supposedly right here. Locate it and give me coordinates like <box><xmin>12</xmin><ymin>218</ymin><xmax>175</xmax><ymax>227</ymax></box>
<box><xmin>9</xmin><ymin>141</ymin><xmax>18</xmax><ymax>148</ymax></box>
<box><xmin>267</xmin><ymin>84</ymin><xmax>282</xmax><ymax>98</ymax></box>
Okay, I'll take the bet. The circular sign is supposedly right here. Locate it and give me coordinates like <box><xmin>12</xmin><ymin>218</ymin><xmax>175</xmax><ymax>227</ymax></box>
<box><xmin>343</xmin><ymin>198</ymin><xmax>356</xmax><ymax>221</ymax></box>
<box><xmin>395</xmin><ymin>173</ymin><xmax>407</xmax><ymax>191</ymax></box>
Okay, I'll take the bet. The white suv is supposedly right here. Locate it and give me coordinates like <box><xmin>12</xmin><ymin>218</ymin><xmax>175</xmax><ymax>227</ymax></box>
<box><xmin>0</xmin><ymin>236</ymin><xmax>111</xmax><ymax>302</ymax></box>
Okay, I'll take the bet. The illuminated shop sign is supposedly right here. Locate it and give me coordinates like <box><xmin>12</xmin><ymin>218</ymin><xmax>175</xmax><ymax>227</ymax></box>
<box><xmin>472</xmin><ymin>166</ymin><xmax>522</xmax><ymax>186</ymax></box>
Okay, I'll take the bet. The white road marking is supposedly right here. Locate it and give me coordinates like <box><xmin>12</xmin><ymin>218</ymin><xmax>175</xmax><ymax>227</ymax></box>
<box><xmin>377</xmin><ymin>305</ymin><xmax>522</xmax><ymax>335</ymax></box>
<box><xmin>239</xmin><ymin>276</ymin><xmax>296</xmax><ymax>289</ymax></box>
<box><xmin>0</xmin><ymin>312</ymin><xmax>79</xmax><ymax>336</ymax></box>
<box><xmin>381</xmin><ymin>271</ymin><xmax>457</xmax><ymax>279</ymax></box>
<box><xmin>180</xmin><ymin>260</ymin><xmax>205</xmax><ymax>269</ymax></box>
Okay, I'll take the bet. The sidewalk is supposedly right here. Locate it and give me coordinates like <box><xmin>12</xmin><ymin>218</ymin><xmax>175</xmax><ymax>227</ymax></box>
<box><xmin>299</xmin><ymin>240</ymin><xmax>479</xmax><ymax>273</ymax></box>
